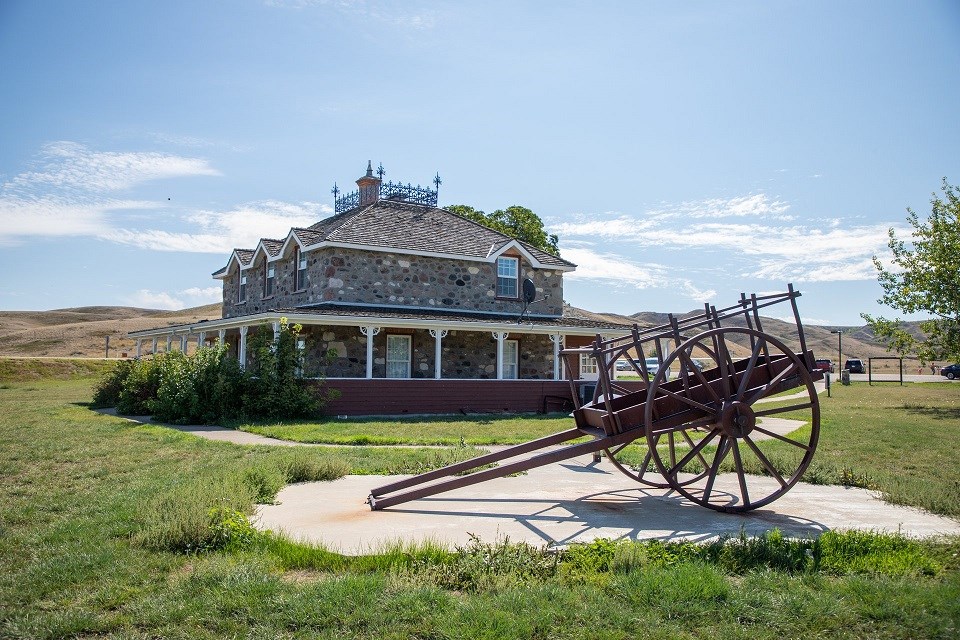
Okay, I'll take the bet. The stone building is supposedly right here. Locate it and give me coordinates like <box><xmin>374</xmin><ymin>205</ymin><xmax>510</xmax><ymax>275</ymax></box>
<box><xmin>130</xmin><ymin>163</ymin><xmax>628</xmax><ymax>414</ymax></box>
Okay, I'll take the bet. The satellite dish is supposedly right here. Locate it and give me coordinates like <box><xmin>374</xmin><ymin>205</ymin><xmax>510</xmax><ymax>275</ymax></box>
<box><xmin>522</xmin><ymin>278</ymin><xmax>536</xmax><ymax>304</ymax></box>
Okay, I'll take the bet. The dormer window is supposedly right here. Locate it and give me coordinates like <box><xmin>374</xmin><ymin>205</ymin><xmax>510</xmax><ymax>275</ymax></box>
<box><xmin>496</xmin><ymin>256</ymin><xmax>519</xmax><ymax>298</ymax></box>
<box><xmin>238</xmin><ymin>274</ymin><xmax>247</xmax><ymax>303</ymax></box>
<box><xmin>265</xmin><ymin>264</ymin><xmax>275</xmax><ymax>297</ymax></box>
<box><xmin>295</xmin><ymin>247</ymin><xmax>307</xmax><ymax>291</ymax></box>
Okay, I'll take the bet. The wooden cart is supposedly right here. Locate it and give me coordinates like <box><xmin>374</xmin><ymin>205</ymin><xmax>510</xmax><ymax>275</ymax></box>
<box><xmin>369</xmin><ymin>285</ymin><xmax>823</xmax><ymax>513</ymax></box>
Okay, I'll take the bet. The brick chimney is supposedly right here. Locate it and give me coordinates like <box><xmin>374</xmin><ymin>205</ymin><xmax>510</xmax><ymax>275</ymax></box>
<box><xmin>356</xmin><ymin>160</ymin><xmax>381</xmax><ymax>206</ymax></box>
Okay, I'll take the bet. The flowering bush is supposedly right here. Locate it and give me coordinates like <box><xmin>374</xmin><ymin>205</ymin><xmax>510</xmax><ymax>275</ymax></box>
<box><xmin>95</xmin><ymin>321</ymin><xmax>328</xmax><ymax>423</ymax></box>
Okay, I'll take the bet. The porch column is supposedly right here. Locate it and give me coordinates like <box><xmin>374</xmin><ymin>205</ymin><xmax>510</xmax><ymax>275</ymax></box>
<box><xmin>550</xmin><ymin>333</ymin><xmax>564</xmax><ymax>380</ymax></box>
<box><xmin>272</xmin><ymin>321</ymin><xmax>281</xmax><ymax>343</ymax></box>
<box><xmin>429</xmin><ymin>329</ymin><xmax>448</xmax><ymax>379</ymax></box>
<box><xmin>217</xmin><ymin>329</ymin><xmax>225</xmax><ymax>345</ymax></box>
<box><xmin>492</xmin><ymin>331</ymin><xmax>508</xmax><ymax>380</ymax></box>
<box><xmin>151</xmin><ymin>337</ymin><xmax>158</xmax><ymax>356</ymax></box>
<box><xmin>180</xmin><ymin>334</ymin><xmax>188</xmax><ymax>353</ymax></box>
<box><xmin>135</xmin><ymin>339</ymin><xmax>142</xmax><ymax>358</ymax></box>
<box><xmin>238</xmin><ymin>326</ymin><xmax>249</xmax><ymax>370</ymax></box>
<box><xmin>359</xmin><ymin>325</ymin><xmax>381</xmax><ymax>379</ymax></box>
<box><xmin>165</xmin><ymin>335</ymin><xmax>173</xmax><ymax>352</ymax></box>
<box><xmin>197</xmin><ymin>331</ymin><xmax>206</xmax><ymax>348</ymax></box>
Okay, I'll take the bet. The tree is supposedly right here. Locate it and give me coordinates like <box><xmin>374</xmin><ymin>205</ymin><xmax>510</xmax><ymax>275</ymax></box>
<box><xmin>446</xmin><ymin>204</ymin><xmax>561</xmax><ymax>256</ymax></box>
<box><xmin>862</xmin><ymin>178</ymin><xmax>960</xmax><ymax>362</ymax></box>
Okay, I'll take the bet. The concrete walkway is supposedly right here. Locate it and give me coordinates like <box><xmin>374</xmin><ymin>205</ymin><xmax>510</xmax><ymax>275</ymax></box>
<box><xmin>100</xmin><ymin>381</ymin><xmax>960</xmax><ymax>554</ymax></box>
<box><xmin>256</xmin><ymin>456</ymin><xmax>960</xmax><ymax>555</ymax></box>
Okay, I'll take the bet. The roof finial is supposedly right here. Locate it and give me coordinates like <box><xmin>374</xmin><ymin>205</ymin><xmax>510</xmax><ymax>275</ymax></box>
<box><xmin>433</xmin><ymin>172</ymin><xmax>442</xmax><ymax>194</ymax></box>
<box><xmin>376</xmin><ymin>162</ymin><xmax>386</xmax><ymax>181</ymax></box>
<box><xmin>365</xmin><ymin>160</ymin><xmax>374</xmax><ymax>177</ymax></box>
<box><xmin>331</xmin><ymin>182</ymin><xmax>340</xmax><ymax>200</ymax></box>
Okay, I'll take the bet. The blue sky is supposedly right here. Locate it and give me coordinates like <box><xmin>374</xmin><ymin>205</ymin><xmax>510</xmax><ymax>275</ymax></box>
<box><xmin>1</xmin><ymin>0</ymin><xmax>957</xmax><ymax>325</ymax></box>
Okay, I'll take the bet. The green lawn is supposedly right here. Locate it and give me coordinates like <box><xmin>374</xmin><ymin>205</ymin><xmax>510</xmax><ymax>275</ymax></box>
<box><xmin>241</xmin><ymin>413</ymin><xmax>576</xmax><ymax>445</ymax></box>
<box><xmin>2</xmin><ymin>362</ymin><xmax>959</xmax><ymax>638</ymax></box>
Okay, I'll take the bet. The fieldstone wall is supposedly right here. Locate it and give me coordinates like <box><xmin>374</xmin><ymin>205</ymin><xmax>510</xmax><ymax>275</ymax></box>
<box><xmin>222</xmin><ymin>246</ymin><xmax>564</xmax><ymax>318</ymax></box>
<box><xmin>291</xmin><ymin>325</ymin><xmax>555</xmax><ymax>379</ymax></box>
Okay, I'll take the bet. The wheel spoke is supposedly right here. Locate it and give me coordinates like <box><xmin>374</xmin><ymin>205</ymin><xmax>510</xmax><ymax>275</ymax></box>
<box><xmin>639</xmin><ymin>446</ymin><xmax>655</xmax><ymax>476</ymax></box>
<box><xmin>736</xmin><ymin>338</ymin><xmax>765</xmax><ymax>402</ymax></box>
<box><xmin>713</xmin><ymin>333</ymin><xmax>736</xmax><ymax>399</ymax></box>
<box><xmin>655</xmin><ymin>385</ymin><xmax>716</xmax><ymax>415</ymax></box>
<box><xmin>650</xmin><ymin>414</ymin><xmax>716</xmax><ymax>437</ymax></box>
<box><xmin>752</xmin><ymin>401</ymin><xmax>814</xmax><ymax>418</ymax></box>
<box><xmin>702</xmin><ymin>436</ymin><xmax>730</xmax><ymax>503</ymax></box>
<box><xmin>746</xmin><ymin>361</ymin><xmax>799</xmax><ymax>405</ymax></box>
<box><xmin>680</xmin><ymin>429</ymin><xmax>711</xmax><ymax>470</ymax></box>
<box><xmin>752</xmin><ymin>425</ymin><xmax>812</xmax><ymax>450</ymax></box>
<box><xmin>607</xmin><ymin>443</ymin><xmax>630</xmax><ymax>456</ymax></box>
<box><xmin>667</xmin><ymin>429</ymin><xmax>719</xmax><ymax>476</ymax></box>
<box><xmin>743</xmin><ymin>435</ymin><xmax>787</xmax><ymax>487</ymax></box>
<box><xmin>668</xmin><ymin>432</ymin><xmax>677</xmax><ymax>468</ymax></box>
<box><xmin>679</xmin><ymin>349</ymin><xmax>723</xmax><ymax>406</ymax></box>
<box><xmin>731</xmin><ymin>439</ymin><xmax>751</xmax><ymax>507</ymax></box>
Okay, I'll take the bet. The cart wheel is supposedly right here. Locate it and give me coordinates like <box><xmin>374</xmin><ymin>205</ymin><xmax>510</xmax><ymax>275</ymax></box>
<box><xmin>644</xmin><ymin>327</ymin><xmax>820</xmax><ymax>512</ymax></box>
<box><xmin>604</xmin><ymin>431</ymin><xmax>711</xmax><ymax>488</ymax></box>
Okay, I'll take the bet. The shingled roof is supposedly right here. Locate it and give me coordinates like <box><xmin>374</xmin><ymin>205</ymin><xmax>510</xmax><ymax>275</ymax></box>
<box><xmin>307</xmin><ymin>200</ymin><xmax>573</xmax><ymax>268</ymax></box>
<box><xmin>218</xmin><ymin>200</ymin><xmax>575</xmax><ymax>275</ymax></box>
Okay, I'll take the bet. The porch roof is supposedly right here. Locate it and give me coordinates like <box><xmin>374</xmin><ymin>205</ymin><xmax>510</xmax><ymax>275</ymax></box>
<box><xmin>128</xmin><ymin>304</ymin><xmax>631</xmax><ymax>339</ymax></box>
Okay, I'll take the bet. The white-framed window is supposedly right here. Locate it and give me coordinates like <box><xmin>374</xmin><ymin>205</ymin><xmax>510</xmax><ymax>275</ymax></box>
<box><xmin>295</xmin><ymin>338</ymin><xmax>306</xmax><ymax>377</ymax></box>
<box><xmin>497</xmin><ymin>256</ymin><xmax>519</xmax><ymax>298</ymax></box>
<box><xmin>386</xmin><ymin>334</ymin><xmax>411</xmax><ymax>379</ymax></box>
<box><xmin>295</xmin><ymin>247</ymin><xmax>307</xmax><ymax>291</ymax></box>
<box><xmin>265</xmin><ymin>263</ymin><xmax>275</xmax><ymax>297</ymax></box>
<box><xmin>238</xmin><ymin>273</ymin><xmax>247</xmax><ymax>303</ymax></box>
<box><xmin>579</xmin><ymin>352</ymin><xmax>599</xmax><ymax>379</ymax></box>
<box><xmin>503</xmin><ymin>339</ymin><xmax>519</xmax><ymax>379</ymax></box>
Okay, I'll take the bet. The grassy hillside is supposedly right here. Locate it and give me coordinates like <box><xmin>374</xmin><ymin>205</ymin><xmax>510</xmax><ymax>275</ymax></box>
<box><xmin>622</xmin><ymin>309</ymin><xmax>924</xmax><ymax>366</ymax></box>
<box><xmin>0</xmin><ymin>303</ymin><xmax>221</xmax><ymax>357</ymax></box>
<box><xmin>0</xmin><ymin>298</ymin><xmax>924</xmax><ymax>367</ymax></box>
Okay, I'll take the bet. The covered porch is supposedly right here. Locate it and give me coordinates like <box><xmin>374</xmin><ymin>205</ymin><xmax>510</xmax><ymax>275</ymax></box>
<box><xmin>128</xmin><ymin>306</ymin><xmax>628</xmax><ymax>415</ymax></box>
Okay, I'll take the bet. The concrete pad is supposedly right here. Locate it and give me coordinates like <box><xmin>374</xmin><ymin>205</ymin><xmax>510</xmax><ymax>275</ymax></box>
<box><xmin>255</xmin><ymin>452</ymin><xmax>960</xmax><ymax>554</ymax></box>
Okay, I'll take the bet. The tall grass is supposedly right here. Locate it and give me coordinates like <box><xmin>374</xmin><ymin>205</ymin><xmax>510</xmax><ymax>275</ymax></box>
<box><xmin>2</xmin><ymin>368</ymin><xmax>960</xmax><ymax>639</ymax></box>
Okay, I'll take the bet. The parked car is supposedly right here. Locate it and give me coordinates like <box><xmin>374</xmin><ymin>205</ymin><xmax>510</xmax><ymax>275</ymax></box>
<box><xmin>683</xmin><ymin>359</ymin><xmax>705</xmax><ymax>375</ymax></box>
<box><xmin>815</xmin><ymin>359</ymin><xmax>834</xmax><ymax>373</ymax></box>
<box><xmin>844</xmin><ymin>359</ymin><xmax>865</xmax><ymax>374</ymax></box>
<box><xmin>643</xmin><ymin>357</ymin><xmax>671</xmax><ymax>381</ymax></box>
<box><xmin>614</xmin><ymin>359</ymin><xmax>633</xmax><ymax>372</ymax></box>
<box><xmin>941</xmin><ymin>363</ymin><xmax>960</xmax><ymax>380</ymax></box>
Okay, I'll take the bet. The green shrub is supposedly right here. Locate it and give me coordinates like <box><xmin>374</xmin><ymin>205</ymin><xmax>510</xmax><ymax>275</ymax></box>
<box><xmin>90</xmin><ymin>360</ymin><xmax>133</xmax><ymax>408</ymax></box>
<box><xmin>208</xmin><ymin>507</ymin><xmax>266</xmax><ymax>551</ymax></box>
<box><xmin>406</xmin><ymin>534</ymin><xmax>560</xmax><ymax>592</ymax></box>
<box><xmin>242</xmin><ymin>319</ymin><xmax>324</xmax><ymax>421</ymax></box>
<box><xmin>117</xmin><ymin>357</ymin><xmax>161</xmax><ymax>415</ymax></box>
<box><xmin>133</xmin><ymin>475</ymin><xmax>254</xmax><ymax>552</ymax></box>
<box><xmin>242</xmin><ymin>465</ymin><xmax>287</xmax><ymax>504</ymax></box>
<box><xmin>103</xmin><ymin>320</ymin><xmax>331</xmax><ymax>424</ymax></box>
<box><xmin>279</xmin><ymin>449</ymin><xmax>351</xmax><ymax>484</ymax></box>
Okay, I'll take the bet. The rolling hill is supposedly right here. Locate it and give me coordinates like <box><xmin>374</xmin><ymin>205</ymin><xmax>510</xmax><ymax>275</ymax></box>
<box><xmin>0</xmin><ymin>304</ymin><xmax>222</xmax><ymax>358</ymax></box>
<box><xmin>0</xmin><ymin>301</ymin><xmax>918</xmax><ymax>366</ymax></box>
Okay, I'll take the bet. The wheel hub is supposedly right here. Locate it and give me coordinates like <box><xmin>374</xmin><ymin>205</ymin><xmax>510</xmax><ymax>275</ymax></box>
<box><xmin>719</xmin><ymin>401</ymin><xmax>755</xmax><ymax>438</ymax></box>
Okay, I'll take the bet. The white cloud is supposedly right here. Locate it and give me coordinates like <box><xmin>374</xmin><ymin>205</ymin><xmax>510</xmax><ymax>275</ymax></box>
<box><xmin>264</xmin><ymin>0</ymin><xmax>437</xmax><ymax>29</ymax></box>
<box><xmin>661</xmin><ymin>193</ymin><xmax>791</xmax><ymax>220</ymax></box>
<box><xmin>0</xmin><ymin>195</ymin><xmax>156</xmax><ymax>244</ymax></box>
<box><xmin>126</xmin><ymin>286</ymin><xmax>221</xmax><ymax>310</ymax></box>
<box><xmin>562</xmin><ymin>246</ymin><xmax>665</xmax><ymax>289</ymax></box>
<box><xmin>0</xmin><ymin>141</ymin><xmax>223</xmax><ymax>245</ymax></box>
<box><xmin>4</xmin><ymin>141</ymin><xmax>220</xmax><ymax>195</ymax></box>
<box><xmin>105</xmin><ymin>200</ymin><xmax>332</xmax><ymax>253</ymax></box>
<box><xmin>561</xmin><ymin>246</ymin><xmax>718</xmax><ymax>303</ymax></box>
<box><xmin>553</xmin><ymin>193</ymin><xmax>900</xmax><ymax>284</ymax></box>
<box><xmin>1</xmin><ymin>141</ymin><xmax>329</xmax><ymax>255</ymax></box>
